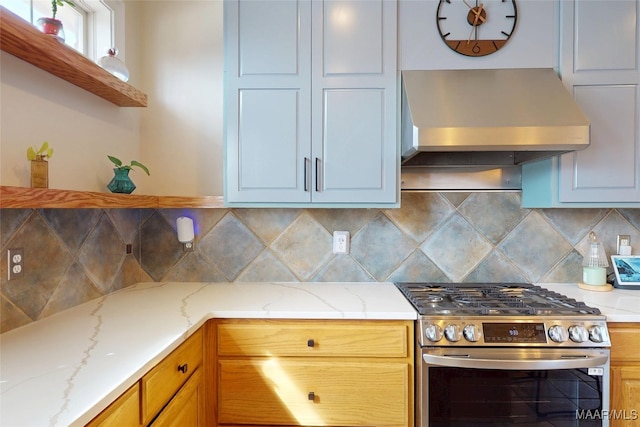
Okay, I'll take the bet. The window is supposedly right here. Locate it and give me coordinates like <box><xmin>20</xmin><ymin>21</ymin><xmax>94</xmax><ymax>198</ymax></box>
<box><xmin>0</xmin><ymin>0</ymin><xmax>120</xmax><ymax>61</ymax></box>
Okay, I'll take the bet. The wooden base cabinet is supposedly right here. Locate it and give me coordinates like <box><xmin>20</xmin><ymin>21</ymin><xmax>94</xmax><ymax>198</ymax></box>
<box><xmin>609</xmin><ymin>323</ymin><xmax>640</xmax><ymax>427</ymax></box>
<box><xmin>86</xmin><ymin>328</ymin><xmax>205</xmax><ymax>427</ymax></box>
<box><xmin>214</xmin><ymin>319</ymin><xmax>414</xmax><ymax>427</ymax></box>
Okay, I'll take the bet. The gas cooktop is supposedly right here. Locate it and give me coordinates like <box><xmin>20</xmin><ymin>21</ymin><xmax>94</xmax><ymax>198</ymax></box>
<box><xmin>395</xmin><ymin>282</ymin><xmax>601</xmax><ymax>316</ymax></box>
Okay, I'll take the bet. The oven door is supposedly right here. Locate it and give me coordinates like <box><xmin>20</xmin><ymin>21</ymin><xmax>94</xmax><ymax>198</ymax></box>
<box><xmin>418</xmin><ymin>347</ymin><xmax>610</xmax><ymax>427</ymax></box>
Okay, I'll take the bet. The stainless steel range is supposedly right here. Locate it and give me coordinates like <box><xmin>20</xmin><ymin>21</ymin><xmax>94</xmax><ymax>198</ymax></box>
<box><xmin>395</xmin><ymin>282</ymin><xmax>611</xmax><ymax>427</ymax></box>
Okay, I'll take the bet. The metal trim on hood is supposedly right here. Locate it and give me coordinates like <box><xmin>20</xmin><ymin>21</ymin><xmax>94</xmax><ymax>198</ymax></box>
<box><xmin>401</xmin><ymin>68</ymin><xmax>590</xmax><ymax>167</ymax></box>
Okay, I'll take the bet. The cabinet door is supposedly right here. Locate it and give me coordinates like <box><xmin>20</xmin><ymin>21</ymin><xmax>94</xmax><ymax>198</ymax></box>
<box><xmin>557</xmin><ymin>0</ymin><xmax>639</xmax><ymax>204</ymax></box>
<box><xmin>311</xmin><ymin>0</ymin><xmax>398</xmax><ymax>204</ymax></box>
<box><xmin>225</xmin><ymin>0</ymin><xmax>312</xmax><ymax>204</ymax></box>
<box><xmin>85</xmin><ymin>383</ymin><xmax>141</xmax><ymax>427</ymax></box>
<box><xmin>150</xmin><ymin>369</ymin><xmax>204</xmax><ymax>427</ymax></box>
<box><xmin>141</xmin><ymin>329</ymin><xmax>203</xmax><ymax>424</ymax></box>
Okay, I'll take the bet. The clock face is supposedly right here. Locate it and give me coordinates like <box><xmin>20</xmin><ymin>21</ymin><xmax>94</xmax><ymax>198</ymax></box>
<box><xmin>437</xmin><ymin>0</ymin><xmax>518</xmax><ymax>57</ymax></box>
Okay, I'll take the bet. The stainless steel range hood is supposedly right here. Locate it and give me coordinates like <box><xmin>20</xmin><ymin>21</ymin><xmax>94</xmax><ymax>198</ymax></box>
<box><xmin>401</xmin><ymin>68</ymin><xmax>590</xmax><ymax>167</ymax></box>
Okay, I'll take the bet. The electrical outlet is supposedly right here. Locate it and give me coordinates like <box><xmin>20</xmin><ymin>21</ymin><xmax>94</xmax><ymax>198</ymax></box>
<box><xmin>617</xmin><ymin>234</ymin><xmax>631</xmax><ymax>255</ymax></box>
<box><xmin>333</xmin><ymin>231</ymin><xmax>350</xmax><ymax>254</ymax></box>
<box><xmin>7</xmin><ymin>248</ymin><xmax>24</xmax><ymax>280</ymax></box>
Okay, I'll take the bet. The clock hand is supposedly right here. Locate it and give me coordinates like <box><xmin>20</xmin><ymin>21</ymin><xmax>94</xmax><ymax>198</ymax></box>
<box><xmin>463</xmin><ymin>0</ymin><xmax>486</xmax><ymax>23</ymax></box>
<box><xmin>467</xmin><ymin>2</ymin><xmax>484</xmax><ymax>44</ymax></box>
<box><xmin>467</xmin><ymin>10</ymin><xmax>480</xmax><ymax>43</ymax></box>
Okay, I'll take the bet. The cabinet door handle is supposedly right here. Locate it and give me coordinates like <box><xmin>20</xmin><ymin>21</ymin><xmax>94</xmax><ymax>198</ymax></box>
<box><xmin>304</xmin><ymin>157</ymin><xmax>311</xmax><ymax>192</ymax></box>
<box><xmin>315</xmin><ymin>157</ymin><xmax>321</xmax><ymax>192</ymax></box>
<box><xmin>307</xmin><ymin>339</ymin><xmax>315</xmax><ymax>347</ymax></box>
<box><xmin>308</xmin><ymin>391</ymin><xmax>315</xmax><ymax>401</ymax></box>
<box><xmin>177</xmin><ymin>363</ymin><xmax>188</xmax><ymax>374</ymax></box>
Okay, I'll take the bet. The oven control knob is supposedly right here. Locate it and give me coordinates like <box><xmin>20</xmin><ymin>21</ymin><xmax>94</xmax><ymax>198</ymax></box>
<box><xmin>568</xmin><ymin>325</ymin><xmax>589</xmax><ymax>343</ymax></box>
<box><xmin>444</xmin><ymin>324</ymin><xmax>462</xmax><ymax>342</ymax></box>
<box><xmin>463</xmin><ymin>324</ymin><xmax>482</xmax><ymax>342</ymax></box>
<box><xmin>424</xmin><ymin>324</ymin><xmax>444</xmax><ymax>342</ymax></box>
<box><xmin>548</xmin><ymin>325</ymin><xmax>569</xmax><ymax>343</ymax></box>
<box><xmin>589</xmin><ymin>325</ymin><xmax>609</xmax><ymax>343</ymax></box>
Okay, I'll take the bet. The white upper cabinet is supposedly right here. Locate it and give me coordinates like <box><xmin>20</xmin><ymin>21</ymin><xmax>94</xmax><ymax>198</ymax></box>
<box><xmin>522</xmin><ymin>0</ymin><xmax>640</xmax><ymax>207</ymax></box>
<box><xmin>224</xmin><ymin>0</ymin><xmax>398</xmax><ymax>207</ymax></box>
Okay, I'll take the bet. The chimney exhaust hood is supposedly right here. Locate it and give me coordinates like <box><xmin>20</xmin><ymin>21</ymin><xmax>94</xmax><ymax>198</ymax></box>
<box><xmin>401</xmin><ymin>68</ymin><xmax>590</xmax><ymax>167</ymax></box>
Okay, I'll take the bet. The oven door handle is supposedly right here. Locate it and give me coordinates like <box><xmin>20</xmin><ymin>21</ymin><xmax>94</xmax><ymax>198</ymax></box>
<box><xmin>423</xmin><ymin>353</ymin><xmax>609</xmax><ymax>370</ymax></box>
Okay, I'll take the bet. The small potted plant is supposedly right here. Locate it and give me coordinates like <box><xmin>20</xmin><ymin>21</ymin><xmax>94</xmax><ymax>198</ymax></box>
<box><xmin>107</xmin><ymin>155</ymin><xmax>150</xmax><ymax>194</ymax></box>
<box><xmin>26</xmin><ymin>141</ymin><xmax>53</xmax><ymax>188</ymax></box>
<box><xmin>36</xmin><ymin>0</ymin><xmax>76</xmax><ymax>42</ymax></box>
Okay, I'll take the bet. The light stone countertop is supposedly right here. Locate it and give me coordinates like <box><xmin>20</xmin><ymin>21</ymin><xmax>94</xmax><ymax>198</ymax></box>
<box><xmin>0</xmin><ymin>282</ymin><xmax>417</xmax><ymax>427</ymax></box>
<box><xmin>1</xmin><ymin>281</ymin><xmax>638</xmax><ymax>427</ymax></box>
<box><xmin>542</xmin><ymin>283</ymin><xmax>640</xmax><ymax>322</ymax></box>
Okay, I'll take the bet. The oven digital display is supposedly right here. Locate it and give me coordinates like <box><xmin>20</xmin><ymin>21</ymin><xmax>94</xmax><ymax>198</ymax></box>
<box><xmin>482</xmin><ymin>323</ymin><xmax>547</xmax><ymax>343</ymax></box>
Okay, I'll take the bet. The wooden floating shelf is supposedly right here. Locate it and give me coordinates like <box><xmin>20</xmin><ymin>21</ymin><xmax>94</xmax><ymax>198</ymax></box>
<box><xmin>0</xmin><ymin>186</ymin><xmax>225</xmax><ymax>209</ymax></box>
<box><xmin>0</xmin><ymin>6</ymin><xmax>147</xmax><ymax>107</ymax></box>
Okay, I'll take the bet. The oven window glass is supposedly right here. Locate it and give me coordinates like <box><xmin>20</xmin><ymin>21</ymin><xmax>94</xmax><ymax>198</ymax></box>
<box><xmin>429</xmin><ymin>367</ymin><xmax>604</xmax><ymax>426</ymax></box>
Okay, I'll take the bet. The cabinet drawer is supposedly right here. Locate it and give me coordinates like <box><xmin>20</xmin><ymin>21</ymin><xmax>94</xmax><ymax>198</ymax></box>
<box><xmin>218</xmin><ymin>359</ymin><xmax>409</xmax><ymax>426</ymax></box>
<box><xmin>142</xmin><ymin>329</ymin><xmax>203</xmax><ymax>423</ymax></box>
<box><xmin>217</xmin><ymin>319</ymin><xmax>409</xmax><ymax>358</ymax></box>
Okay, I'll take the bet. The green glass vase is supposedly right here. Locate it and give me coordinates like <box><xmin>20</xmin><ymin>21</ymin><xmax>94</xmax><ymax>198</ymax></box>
<box><xmin>107</xmin><ymin>168</ymin><xmax>136</xmax><ymax>194</ymax></box>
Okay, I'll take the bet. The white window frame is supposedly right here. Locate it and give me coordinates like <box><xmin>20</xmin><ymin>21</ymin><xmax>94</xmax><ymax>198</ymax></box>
<box><xmin>0</xmin><ymin>0</ymin><xmax>124</xmax><ymax>62</ymax></box>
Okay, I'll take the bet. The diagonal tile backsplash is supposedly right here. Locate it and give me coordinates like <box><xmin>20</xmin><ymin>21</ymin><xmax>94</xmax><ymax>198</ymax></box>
<box><xmin>1</xmin><ymin>192</ymin><xmax>639</xmax><ymax>332</ymax></box>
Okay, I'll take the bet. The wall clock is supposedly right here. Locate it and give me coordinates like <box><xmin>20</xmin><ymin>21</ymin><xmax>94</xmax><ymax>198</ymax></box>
<box><xmin>437</xmin><ymin>0</ymin><xmax>518</xmax><ymax>57</ymax></box>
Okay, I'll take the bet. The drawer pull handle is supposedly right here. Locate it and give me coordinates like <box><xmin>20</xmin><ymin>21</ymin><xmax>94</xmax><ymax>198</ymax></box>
<box><xmin>178</xmin><ymin>363</ymin><xmax>188</xmax><ymax>374</ymax></box>
<box><xmin>308</xmin><ymin>392</ymin><xmax>315</xmax><ymax>401</ymax></box>
<box><xmin>307</xmin><ymin>339</ymin><xmax>316</xmax><ymax>347</ymax></box>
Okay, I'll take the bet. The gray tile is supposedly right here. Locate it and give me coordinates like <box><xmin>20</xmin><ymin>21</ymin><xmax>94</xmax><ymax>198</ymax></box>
<box><xmin>309</xmin><ymin>208</ymin><xmax>378</xmax><ymax>236</ymax></box>
<box><xmin>39</xmin><ymin>208</ymin><xmax>102</xmax><ymax>254</ymax></box>
<box><xmin>163</xmin><ymin>251</ymin><xmax>228</xmax><ymax>282</ymax></box>
<box><xmin>351</xmin><ymin>213</ymin><xmax>416</xmax><ymax>281</ymax></box>
<box><xmin>200</xmin><ymin>213</ymin><xmax>265</xmax><ymax>281</ymax></box>
<box><xmin>234</xmin><ymin>208</ymin><xmax>302</xmax><ymax>244</ymax></box>
<box><xmin>387</xmin><ymin>250</ymin><xmax>449</xmax><ymax>283</ymax></box>
<box><xmin>237</xmin><ymin>250</ymin><xmax>298</xmax><ymax>282</ymax></box>
<box><xmin>385</xmin><ymin>192</ymin><xmax>454</xmax><ymax>243</ymax></box>
<box><xmin>618</xmin><ymin>209</ymin><xmax>640</xmax><ymax>231</ymax></box>
<box><xmin>0</xmin><ymin>208</ymin><xmax>31</xmax><ymax>248</ymax></box>
<box><xmin>540</xmin><ymin>250</ymin><xmax>583</xmax><ymax>284</ymax></box>
<box><xmin>421</xmin><ymin>213</ymin><xmax>493</xmax><ymax>282</ymax></box>
<box><xmin>463</xmin><ymin>250</ymin><xmax>528</xmax><ymax>283</ymax></box>
<box><xmin>139</xmin><ymin>212</ymin><xmax>184</xmax><ymax>281</ymax></box>
<box><xmin>78</xmin><ymin>214</ymin><xmax>127</xmax><ymax>293</ymax></box>
<box><xmin>1</xmin><ymin>295</ymin><xmax>32</xmax><ymax>333</ymax></box>
<box><xmin>106</xmin><ymin>208</ymin><xmax>140</xmax><ymax>244</ymax></box>
<box><xmin>498</xmin><ymin>212</ymin><xmax>573</xmax><ymax>282</ymax></box>
<box><xmin>271</xmin><ymin>212</ymin><xmax>333</xmax><ymax>281</ymax></box>
<box><xmin>441</xmin><ymin>192</ymin><xmax>471</xmax><ymax>207</ymax></box>
<box><xmin>112</xmin><ymin>254</ymin><xmax>153</xmax><ymax>290</ymax></box>
<box><xmin>459</xmin><ymin>192</ymin><xmax>529</xmax><ymax>244</ymax></box>
<box><xmin>312</xmin><ymin>255</ymin><xmax>375</xmax><ymax>282</ymax></box>
<box><xmin>1</xmin><ymin>214</ymin><xmax>73</xmax><ymax>319</ymax></box>
<box><xmin>540</xmin><ymin>208</ymin><xmax>609</xmax><ymax>245</ymax></box>
<box><xmin>574</xmin><ymin>210</ymin><xmax>640</xmax><ymax>261</ymax></box>
<box><xmin>39</xmin><ymin>262</ymin><xmax>102</xmax><ymax>319</ymax></box>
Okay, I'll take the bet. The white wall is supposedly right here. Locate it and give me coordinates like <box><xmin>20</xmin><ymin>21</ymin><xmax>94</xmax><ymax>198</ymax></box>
<box><xmin>399</xmin><ymin>0</ymin><xmax>559</xmax><ymax>70</ymax></box>
<box><xmin>137</xmin><ymin>0</ymin><xmax>224</xmax><ymax>196</ymax></box>
<box><xmin>0</xmin><ymin>52</ymin><xmax>142</xmax><ymax>192</ymax></box>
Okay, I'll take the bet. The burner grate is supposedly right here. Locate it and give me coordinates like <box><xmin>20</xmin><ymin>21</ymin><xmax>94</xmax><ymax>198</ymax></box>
<box><xmin>394</xmin><ymin>282</ymin><xmax>601</xmax><ymax>316</ymax></box>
